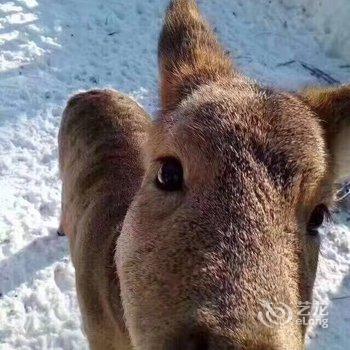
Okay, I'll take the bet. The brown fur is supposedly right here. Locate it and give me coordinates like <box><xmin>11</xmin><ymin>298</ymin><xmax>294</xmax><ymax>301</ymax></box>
<box><xmin>302</xmin><ymin>85</ymin><xmax>350</xmax><ymax>181</ymax></box>
<box><xmin>58</xmin><ymin>90</ymin><xmax>151</xmax><ymax>349</ymax></box>
<box><xmin>59</xmin><ymin>1</ymin><xmax>350</xmax><ymax>349</ymax></box>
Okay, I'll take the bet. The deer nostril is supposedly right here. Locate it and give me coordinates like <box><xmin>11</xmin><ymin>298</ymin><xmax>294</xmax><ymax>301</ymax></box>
<box><xmin>169</xmin><ymin>331</ymin><xmax>209</xmax><ymax>350</ymax></box>
<box><xmin>187</xmin><ymin>332</ymin><xmax>209</xmax><ymax>350</ymax></box>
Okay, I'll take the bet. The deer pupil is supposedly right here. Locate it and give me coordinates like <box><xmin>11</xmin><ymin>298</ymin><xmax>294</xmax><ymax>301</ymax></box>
<box><xmin>156</xmin><ymin>158</ymin><xmax>183</xmax><ymax>191</ymax></box>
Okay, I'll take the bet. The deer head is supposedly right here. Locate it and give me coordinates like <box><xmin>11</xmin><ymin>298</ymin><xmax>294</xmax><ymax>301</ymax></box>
<box><xmin>116</xmin><ymin>1</ymin><xmax>350</xmax><ymax>349</ymax></box>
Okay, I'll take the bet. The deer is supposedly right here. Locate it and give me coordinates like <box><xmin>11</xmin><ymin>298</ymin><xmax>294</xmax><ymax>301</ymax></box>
<box><xmin>58</xmin><ymin>0</ymin><xmax>350</xmax><ymax>349</ymax></box>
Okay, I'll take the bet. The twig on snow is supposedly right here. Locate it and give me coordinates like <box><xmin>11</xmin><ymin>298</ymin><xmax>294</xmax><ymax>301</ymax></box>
<box><xmin>330</xmin><ymin>295</ymin><xmax>350</xmax><ymax>301</ymax></box>
<box><xmin>276</xmin><ymin>60</ymin><xmax>296</xmax><ymax>67</ymax></box>
<box><xmin>299</xmin><ymin>61</ymin><xmax>340</xmax><ymax>84</ymax></box>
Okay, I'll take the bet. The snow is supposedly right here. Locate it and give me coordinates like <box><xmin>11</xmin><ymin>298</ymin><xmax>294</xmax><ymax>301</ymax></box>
<box><xmin>0</xmin><ymin>0</ymin><xmax>349</xmax><ymax>349</ymax></box>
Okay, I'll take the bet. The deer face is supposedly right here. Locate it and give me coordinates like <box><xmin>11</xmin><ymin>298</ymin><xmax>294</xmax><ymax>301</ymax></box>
<box><xmin>116</xmin><ymin>1</ymin><xmax>350</xmax><ymax>349</ymax></box>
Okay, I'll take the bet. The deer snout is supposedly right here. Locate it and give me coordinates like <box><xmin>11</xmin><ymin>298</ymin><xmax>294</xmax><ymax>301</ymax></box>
<box><xmin>167</xmin><ymin>331</ymin><xmax>208</xmax><ymax>350</ymax></box>
<box><xmin>167</xmin><ymin>330</ymin><xmax>240</xmax><ymax>350</ymax></box>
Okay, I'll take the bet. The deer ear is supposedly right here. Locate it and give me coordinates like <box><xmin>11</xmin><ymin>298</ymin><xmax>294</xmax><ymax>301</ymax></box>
<box><xmin>303</xmin><ymin>85</ymin><xmax>350</xmax><ymax>182</ymax></box>
<box><xmin>158</xmin><ymin>0</ymin><xmax>233</xmax><ymax>113</ymax></box>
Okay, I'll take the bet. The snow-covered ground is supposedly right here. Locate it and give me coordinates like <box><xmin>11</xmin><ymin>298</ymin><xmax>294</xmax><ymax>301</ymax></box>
<box><xmin>0</xmin><ymin>0</ymin><xmax>349</xmax><ymax>349</ymax></box>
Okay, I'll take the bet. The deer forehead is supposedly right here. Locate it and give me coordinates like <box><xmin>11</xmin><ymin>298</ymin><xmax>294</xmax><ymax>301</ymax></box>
<box><xmin>147</xmin><ymin>83</ymin><xmax>327</xmax><ymax>194</ymax></box>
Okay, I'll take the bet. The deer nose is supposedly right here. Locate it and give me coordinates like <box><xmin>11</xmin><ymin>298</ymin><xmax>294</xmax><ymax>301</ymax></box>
<box><xmin>168</xmin><ymin>331</ymin><xmax>209</xmax><ymax>350</ymax></box>
<box><xmin>167</xmin><ymin>330</ymin><xmax>241</xmax><ymax>350</ymax></box>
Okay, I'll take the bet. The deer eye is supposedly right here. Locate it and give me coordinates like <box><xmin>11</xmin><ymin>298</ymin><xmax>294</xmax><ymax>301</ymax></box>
<box><xmin>307</xmin><ymin>204</ymin><xmax>329</xmax><ymax>235</ymax></box>
<box><xmin>155</xmin><ymin>157</ymin><xmax>183</xmax><ymax>192</ymax></box>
